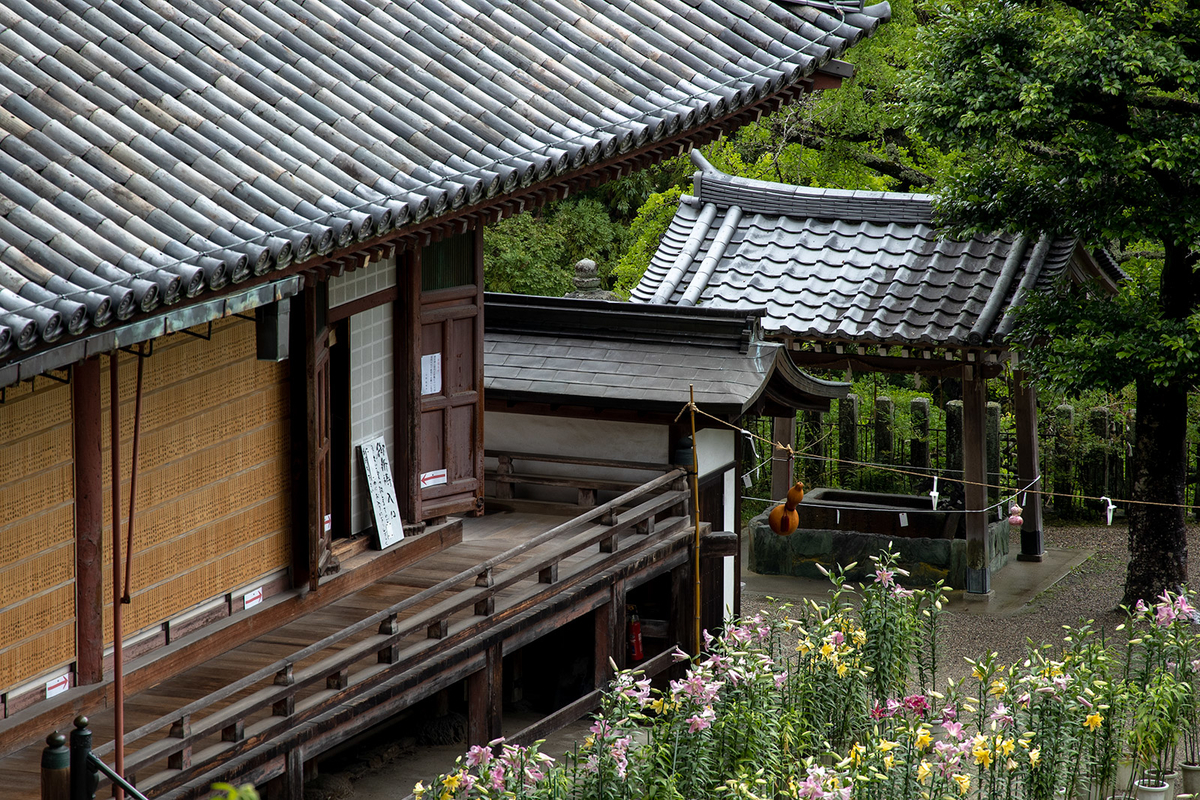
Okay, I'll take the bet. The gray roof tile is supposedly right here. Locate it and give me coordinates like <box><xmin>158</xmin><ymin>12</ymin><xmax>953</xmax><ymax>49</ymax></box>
<box><xmin>0</xmin><ymin>0</ymin><xmax>888</xmax><ymax>368</ymax></box>
<box><xmin>633</xmin><ymin>166</ymin><xmax>1085</xmax><ymax>347</ymax></box>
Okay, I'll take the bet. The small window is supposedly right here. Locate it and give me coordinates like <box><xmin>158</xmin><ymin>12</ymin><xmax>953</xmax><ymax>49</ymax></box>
<box><xmin>421</xmin><ymin>232</ymin><xmax>474</xmax><ymax>290</ymax></box>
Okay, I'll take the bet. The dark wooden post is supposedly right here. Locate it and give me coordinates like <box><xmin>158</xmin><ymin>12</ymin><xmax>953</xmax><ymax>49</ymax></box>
<box><xmin>1053</xmin><ymin>404</ymin><xmax>1075</xmax><ymax>516</ymax></box>
<box><xmin>1013</xmin><ymin>371</ymin><xmax>1045</xmax><ymax>560</ymax></box>
<box><xmin>801</xmin><ymin>410</ymin><xmax>825</xmax><ymax>487</ymax></box>
<box><xmin>396</xmin><ymin>247</ymin><xmax>423</xmax><ymax>524</ymax></box>
<box><xmin>73</xmin><ymin>357</ymin><xmax>103</xmax><ymax>685</ymax></box>
<box><xmin>875</xmin><ymin>396</ymin><xmax>894</xmax><ymax>465</ymax></box>
<box><xmin>962</xmin><ymin>366</ymin><xmax>990</xmax><ymax>594</ymax></box>
<box><xmin>41</xmin><ymin>732</ymin><xmax>68</xmax><ymax>800</ymax></box>
<box><xmin>699</xmin><ymin>531</ymin><xmax>738</xmax><ymax>638</ymax></box>
<box><xmin>669</xmin><ymin>562</ymin><xmax>694</xmax><ymax>659</ymax></box>
<box><xmin>910</xmin><ymin>397</ymin><xmax>930</xmax><ymax>472</ymax></box>
<box><xmin>770</xmin><ymin>415</ymin><xmax>796</xmax><ymax>501</ymax></box>
<box><xmin>986</xmin><ymin>402</ymin><xmax>1001</xmax><ymax>504</ymax></box>
<box><xmin>468</xmin><ymin>643</ymin><xmax>502</xmax><ymax>745</ymax></box>
<box><xmin>595</xmin><ymin>578</ymin><xmax>625</xmax><ymax>686</ymax></box>
<box><xmin>838</xmin><ymin>395</ymin><xmax>859</xmax><ymax>485</ymax></box>
<box><xmin>70</xmin><ymin>716</ymin><xmax>97</xmax><ymax>800</ymax></box>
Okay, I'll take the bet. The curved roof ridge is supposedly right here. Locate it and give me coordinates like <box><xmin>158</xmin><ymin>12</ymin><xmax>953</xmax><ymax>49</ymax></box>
<box><xmin>692</xmin><ymin>163</ymin><xmax>933</xmax><ymax>224</ymax></box>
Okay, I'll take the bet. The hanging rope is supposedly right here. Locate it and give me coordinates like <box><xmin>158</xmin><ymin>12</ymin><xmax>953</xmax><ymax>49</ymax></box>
<box><xmin>678</xmin><ymin>399</ymin><xmax>1191</xmax><ymax>513</ymax></box>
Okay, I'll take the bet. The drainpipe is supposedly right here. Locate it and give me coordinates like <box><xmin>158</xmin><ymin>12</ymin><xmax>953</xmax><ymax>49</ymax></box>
<box><xmin>109</xmin><ymin>343</ymin><xmax>147</xmax><ymax>800</ymax></box>
<box><xmin>108</xmin><ymin>352</ymin><xmax>124</xmax><ymax>800</ymax></box>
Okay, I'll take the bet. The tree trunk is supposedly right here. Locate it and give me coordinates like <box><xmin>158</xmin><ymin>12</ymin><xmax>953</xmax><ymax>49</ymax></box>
<box><xmin>1121</xmin><ymin>377</ymin><xmax>1189</xmax><ymax>606</ymax></box>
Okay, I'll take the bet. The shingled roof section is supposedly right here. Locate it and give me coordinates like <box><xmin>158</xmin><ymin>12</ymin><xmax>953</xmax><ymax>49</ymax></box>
<box><xmin>631</xmin><ymin>154</ymin><xmax>1121</xmax><ymax>348</ymax></box>
<box><xmin>485</xmin><ymin>293</ymin><xmax>847</xmax><ymax>415</ymax></box>
<box><xmin>0</xmin><ymin>0</ymin><xmax>890</xmax><ymax>381</ymax></box>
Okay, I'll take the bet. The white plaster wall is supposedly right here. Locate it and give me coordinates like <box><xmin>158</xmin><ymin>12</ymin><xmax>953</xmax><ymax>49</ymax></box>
<box><xmin>350</xmin><ymin>304</ymin><xmax>395</xmax><ymax>534</ymax></box>
<box><xmin>485</xmin><ymin>412</ymin><xmax>670</xmax><ymax>502</ymax></box>
<box><xmin>329</xmin><ymin>254</ymin><xmax>395</xmax><ymax>307</ymax></box>
<box><xmin>695</xmin><ymin>428</ymin><xmax>736</xmax><ymax>478</ymax></box>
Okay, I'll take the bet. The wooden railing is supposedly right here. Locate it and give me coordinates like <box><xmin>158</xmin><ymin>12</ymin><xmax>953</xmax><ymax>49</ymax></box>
<box><xmin>486</xmin><ymin>450</ymin><xmax>675</xmax><ymax>507</ymax></box>
<box><xmin>95</xmin><ymin>469</ymin><xmax>690</xmax><ymax>797</ymax></box>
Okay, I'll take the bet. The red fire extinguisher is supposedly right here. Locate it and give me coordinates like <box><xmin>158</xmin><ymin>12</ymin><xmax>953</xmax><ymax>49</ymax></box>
<box><xmin>629</xmin><ymin>606</ymin><xmax>644</xmax><ymax>662</ymax></box>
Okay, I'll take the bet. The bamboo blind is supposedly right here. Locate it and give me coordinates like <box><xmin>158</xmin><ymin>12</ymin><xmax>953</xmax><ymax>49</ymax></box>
<box><xmin>99</xmin><ymin>318</ymin><xmax>292</xmax><ymax>646</ymax></box>
<box><xmin>0</xmin><ymin>379</ymin><xmax>75</xmax><ymax>691</ymax></box>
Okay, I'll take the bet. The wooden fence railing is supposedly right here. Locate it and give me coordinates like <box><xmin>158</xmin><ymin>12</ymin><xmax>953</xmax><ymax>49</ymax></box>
<box><xmin>486</xmin><ymin>450</ymin><xmax>675</xmax><ymax>507</ymax></box>
<box><xmin>94</xmin><ymin>469</ymin><xmax>690</xmax><ymax>797</ymax></box>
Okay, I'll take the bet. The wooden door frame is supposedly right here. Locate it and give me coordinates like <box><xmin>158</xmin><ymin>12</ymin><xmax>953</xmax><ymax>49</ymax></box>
<box><xmin>396</xmin><ymin>227</ymin><xmax>486</xmax><ymax>523</ymax></box>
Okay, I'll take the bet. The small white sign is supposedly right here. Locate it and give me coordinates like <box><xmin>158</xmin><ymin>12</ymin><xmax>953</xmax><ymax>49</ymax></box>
<box><xmin>899</xmin><ymin>513</ymin><xmax>909</xmax><ymax>528</ymax></box>
<box><xmin>323</xmin><ymin>513</ymin><xmax>332</xmax><ymax>534</ymax></box>
<box><xmin>420</xmin><ymin>468</ymin><xmax>447</xmax><ymax>488</ymax></box>
<box><xmin>45</xmin><ymin>673</ymin><xmax>70</xmax><ymax>699</ymax></box>
<box><xmin>421</xmin><ymin>353</ymin><xmax>442</xmax><ymax>395</ymax></box>
<box><xmin>360</xmin><ymin>437</ymin><xmax>404</xmax><ymax>549</ymax></box>
<box><xmin>244</xmin><ymin>587</ymin><xmax>264</xmax><ymax>609</ymax></box>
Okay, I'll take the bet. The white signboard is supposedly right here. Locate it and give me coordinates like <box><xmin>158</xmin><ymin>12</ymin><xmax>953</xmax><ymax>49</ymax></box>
<box><xmin>360</xmin><ymin>437</ymin><xmax>404</xmax><ymax>549</ymax></box>
<box><xmin>421</xmin><ymin>352</ymin><xmax>442</xmax><ymax>395</ymax></box>
<box><xmin>243</xmin><ymin>587</ymin><xmax>264</xmax><ymax>609</ymax></box>
<box><xmin>420</xmin><ymin>468</ymin><xmax>447</xmax><ymax>488</ymax></box>
<box><xmin>45</xmin><ymin>673</ymin><xmax>70</xmax><ymax>699</ymax></box>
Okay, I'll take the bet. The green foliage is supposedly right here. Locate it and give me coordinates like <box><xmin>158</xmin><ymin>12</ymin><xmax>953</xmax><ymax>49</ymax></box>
<box><xmin>210</xmin><ymin>783</ymin><xmax>259</xmax><ymax>800</ymax></box>
<box><xmin>906</xmin><ymin>0</ymin><xmax>1200</xmax><ymax>245</ymax></box>
<box><xmin>612</xmin><ymin>186</ymin><xmax>683</xmax><ymax>297</ymax></box>
<box><xmin>483</xmin><ymin>199</ymin><xmax>631</xmax><ymax>296</ymax></box>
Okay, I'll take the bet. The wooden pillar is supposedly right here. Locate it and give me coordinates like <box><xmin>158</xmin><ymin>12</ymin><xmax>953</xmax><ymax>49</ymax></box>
<box><xmin>962</xmin><ymin>366</ymin><xmax>990</xmax><ymax>594</ymax></box>
<box><xmin>73</xmin><ymin>357</ymin><xmax>104</xmax><ymax>685</ymax></box>
<box><xmin>669</xmin><ymin>562</ymin><xmax>694</xmax><ymax>658</ymax></box>
<box><xmin>396</xmin><ymin>248</ymin><xmax>423</xmax><ymax>524</ymax></box>
<box><xmin>1013</xmin><ymin>371</ymin><xmax>1045</xmax><ymax>560</ymax></box>
<box><xmin>595</xmin><ymin>579</ymin><xmax>626</xmax><ymax>686</ymax></box>
<box><xmin>699</xmin><ymin>531</ymin><xmax>738</xmax><ymax>639</ymax></box>
<box><xmin>468</xmin><ymin>643</ymin><xmax>502</xmax><ymax>745</ymax></box>
<box><xmin>770</xmin><ymin>415</ymin><xmax>796</xmax><ymax>500</ymax></box>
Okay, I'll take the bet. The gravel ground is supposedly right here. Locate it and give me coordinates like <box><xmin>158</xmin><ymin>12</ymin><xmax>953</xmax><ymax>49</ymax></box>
<box><xmin>743</xmin><ymin>519</ymin><xmax>1200</xmax><ymax>685</ymax></box>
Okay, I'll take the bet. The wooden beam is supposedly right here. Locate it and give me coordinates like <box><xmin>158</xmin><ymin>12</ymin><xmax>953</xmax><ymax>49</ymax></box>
<box><xmin>467</xmin><ymin>643</ymin><xmax>502</xmax><ymax>745</ymax></box>
<box><xmin>396</xmin><ymin>248</ymin><xmax>422</xmax><ymax>524</ymax></box>
<box><xmin>1013</xmin><ymin>371</ymin><xmax>1045</xmax><ymax>561</ymax></box>
<box><xmin>0</xmin><ymin>522</ymin><xmax>462</xmax><ymax>759</ymax></box>
<box><xmin>73</xmin><ymin>356</ymin><xmax>104</xmax><ymax>685</ymax></box>
<box><xmin>962</xmin><ymin>365</ymin><xmax>990</xmax><ymax>594</ymax></box>
<box><xmin>770</xmin><ymin>415</ymin><xmax>796</xmax><ymax>501</ymax></box>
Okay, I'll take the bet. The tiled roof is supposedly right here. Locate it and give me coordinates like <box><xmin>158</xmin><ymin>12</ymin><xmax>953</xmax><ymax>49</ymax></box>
<box><xmin>0</xmin><ymin>0</ymin><xmax>890</xmax><ymax>373</ymax></box>
<box><xmin>484</xmin><ymin>293</ymin><xmax>847</xmax><ymax>414</ymax></box>
<box><xmin>632</xmin><ymin>156</ymin><xmax>1119</xmax><ymax>348</ymax></box>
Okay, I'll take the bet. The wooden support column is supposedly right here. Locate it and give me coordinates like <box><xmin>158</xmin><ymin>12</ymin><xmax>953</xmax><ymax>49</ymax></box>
<box><xmin>700</xmin><ymin>531</ymin><xmax>738</xmax><ymax>638</ymax></box>
<box><xmin>468</xmin><ymin>643</ymin><xmax>502</xmax><ymax>745</ymax></box>
<box><xmin>396</xmin><ymin>248</ymin><xmax>422</xmax><ymax>525</ymax></box>
<box><xmin>669</xmin><ymin>562</ymin><xmax>695</xmax><ymax>659</ymax></box>
<box><xmin>962</xmin><ymin>365</ymin><xmax>990</xmax><ymax>595</ymax></box>
<box><xmin>770</xmin><ymin>415</ymin><xmax>796</xmax><ymax>500</ymax></box>
<box><xmin>73</xmin><ymin>356</ymin><xmax>104</xmax><ymax>685</ymax></box>
<box><xmin>1013</xmin><ymin>371</ymin><xmax>1045</xmax><ymax>561</ymax></box>
<box><xmin>595</xmin><ymin>579</ymin><xmax>626</xmax><ymax>686</ymax></box>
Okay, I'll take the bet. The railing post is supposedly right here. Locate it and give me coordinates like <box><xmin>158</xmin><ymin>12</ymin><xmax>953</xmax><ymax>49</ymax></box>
<box><xmin>41</xmin><ymin>731</ymin><xmax>69</xmax><ymax>800</ymax></box>
<box><xmin>70</xmin><ymin>716</ymin><xmax>97</xmax><ymax>800</ymax></box>
<box><xmin>496</xmin><ymin>455</ymin><xmax>513</xmax><ymax>500</ymax></box>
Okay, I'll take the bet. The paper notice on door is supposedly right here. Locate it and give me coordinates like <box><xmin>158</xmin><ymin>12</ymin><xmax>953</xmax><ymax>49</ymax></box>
<box><xmin>421</xmin><ymin>352</ymin><xmax>442</xmax><ymax>395</ymax></box>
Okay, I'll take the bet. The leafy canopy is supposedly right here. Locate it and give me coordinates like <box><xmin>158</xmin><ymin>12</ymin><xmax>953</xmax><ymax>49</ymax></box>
<box><xmin>905</xmin><ymin>0</ymin><xmax>1200</xmax><ymax>245</ymax></box>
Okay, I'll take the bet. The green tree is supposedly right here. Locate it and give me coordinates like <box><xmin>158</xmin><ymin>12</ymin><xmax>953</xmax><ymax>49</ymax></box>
<box><xmin>906</xmin><ymin>0</ymin><xmax>1200</xmax><ymax>604</ymax></box>
<box><xmin>483</xmin><ymin>198</ymin><xmax>630</xmax><ymax>295</ymax></box>
<box><xmin>612</xmin><ymin>0</ymin><xmax>947</xmax><ymax>294</ymax></box>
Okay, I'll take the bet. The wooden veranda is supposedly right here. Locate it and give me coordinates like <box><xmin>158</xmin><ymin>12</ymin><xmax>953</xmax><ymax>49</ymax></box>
<box><xmin>4</xmin><ymin>471</ymin><xmax>705</xmax><ymax>800</ymax></box>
